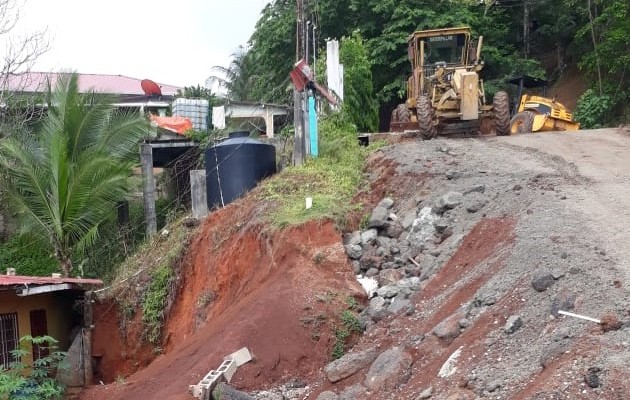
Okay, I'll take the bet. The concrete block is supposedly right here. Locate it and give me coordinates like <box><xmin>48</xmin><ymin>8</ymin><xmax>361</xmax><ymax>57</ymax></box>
<box><xmin>190</xmin><ymin>169</ymin><xmax>208</xmax><ymax>219</ymax></box>
<box><xmin>189</xmin><ymin>383</ymin><xmax>212</xmax><ymax>400</ymax></box>
<box><xmin>226</xmin><ymin>347</ymin><xmax>252</xmax><ymax>367</ymax></box>
<box><xmin>189</xmin><ymin>384</ymin><xmax>202</xmax><ymax>398</ymax></box>
<box><xmin>189</xmin><ymin>370</ymin><xmax>224</xmax><ymax>400</ymax></box>
<box><xmin>217</xmin><ymin>359</ymin><xmax>237</xmax><ymax>382</ymax></box>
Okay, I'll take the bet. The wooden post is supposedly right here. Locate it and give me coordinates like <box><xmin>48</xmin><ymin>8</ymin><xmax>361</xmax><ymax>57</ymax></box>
<box><xmin>82</xmin><ymin>291</ymin><xmax>94</xmax><ymax>386</ymax></box>
<box><xmin>141</xmin><ymin>144</ymin><xmax>157</xmax><ymax>236</ymax></box>
<box><xmin>293</xmin><ymin>90</ymin><xmax>304</xmax><ymax>166</ymax></box>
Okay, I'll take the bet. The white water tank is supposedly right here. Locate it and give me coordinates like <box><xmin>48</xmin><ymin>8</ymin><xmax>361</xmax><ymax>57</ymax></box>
<box><xmin>172</xmin><ymin>98</ymin><xmax>209</xmax><ymax>131</ymax></box>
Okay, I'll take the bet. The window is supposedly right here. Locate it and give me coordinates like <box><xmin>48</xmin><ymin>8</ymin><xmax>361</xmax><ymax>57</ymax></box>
<box><xmin>0</xmin><ymin>312</ymin><xmax>19</xmax><ymax>369</ymax></box>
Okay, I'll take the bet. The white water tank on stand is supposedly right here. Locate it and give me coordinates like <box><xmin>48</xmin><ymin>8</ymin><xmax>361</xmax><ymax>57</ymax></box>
<box><xmin>172</xmin><ymin>98</ymin><xmax>209</xmax><ymax>131</ymax></box>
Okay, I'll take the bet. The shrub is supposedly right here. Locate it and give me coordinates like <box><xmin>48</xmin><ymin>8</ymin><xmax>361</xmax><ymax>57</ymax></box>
<box><xmin>0</xmin><ymin>335</ymin><xmax>68</xmax><ymax>400</ymax></box>
<box><xmin>142</xmin><ymin>264</ymin><xmax>173</xmax><ymax>344</ymax></box>
<box><xmin>0</xmin><ymin>236</ymin><xmax>58</xmax><ymax>276</ymax></box>
<box><xmin>574</xmin><ymin>88</ymin><xmax>615</xmax><ymax>129</ymax></box>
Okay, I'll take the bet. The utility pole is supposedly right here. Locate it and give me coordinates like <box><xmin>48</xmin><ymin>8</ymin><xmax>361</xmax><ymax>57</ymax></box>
<box><xmin>312</xmin><ymin>24</ymin><xmax>317</xmax><ymax>81</ymax></box>
<box><xmin>293</xmin><ymin>0</ymin><xmax>306</xmax><ymax>166</ymax></box>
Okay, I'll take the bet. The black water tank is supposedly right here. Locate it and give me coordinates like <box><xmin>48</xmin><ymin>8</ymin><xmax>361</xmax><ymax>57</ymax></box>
<box><xmin>205</xmin><ymin>131</ymin><xmax>277</xmax><ymax>208</ymax></box>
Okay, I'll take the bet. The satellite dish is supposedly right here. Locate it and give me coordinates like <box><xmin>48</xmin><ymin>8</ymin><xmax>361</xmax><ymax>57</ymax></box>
<box><xmin>141</xmin><ymin>79</ymin><xmax>162</xmax><ymax>96</ymax></box>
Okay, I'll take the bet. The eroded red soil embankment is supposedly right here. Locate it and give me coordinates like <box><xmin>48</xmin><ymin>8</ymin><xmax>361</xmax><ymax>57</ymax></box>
<box><xmin>83</xmin><ymin>200</ymin><xmax>363</xmax><ymax>400</ymax></box>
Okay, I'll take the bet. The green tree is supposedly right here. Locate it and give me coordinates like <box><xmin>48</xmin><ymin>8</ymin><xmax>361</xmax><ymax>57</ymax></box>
<box><xmin>0</xmin><ymin>73</ymin><xmax>147</xmax><ymax>277</ymax></box>
<box><xmin>573</xmin><ymin>0</ymin><xmax>629</xmax><ymax>125</ymax></box>
<box><xmin>246</xmin><ymin>0</ymin><xmax>296</xmax><ymax>104</ymax></box>
<box><xmin>340</xmin><ymin>32</ymin><xmax>378</xmax><ymax>132</ymax></box>
<box><xmin>178</xmin><ymin>85</ymin><xmax>215</xmax><ymax>101</ymax></box>
<box><xmin>207</xmin><ymin>47</ymin><xmax>259</xmax><ymax>101</ymax></box>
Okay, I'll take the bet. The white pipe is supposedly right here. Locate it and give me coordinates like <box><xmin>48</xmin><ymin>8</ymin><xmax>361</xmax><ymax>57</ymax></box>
<box><xmin>558</xmin><ymin>310</ymin><xmax>601</xmax><ymax>324</ymax></box>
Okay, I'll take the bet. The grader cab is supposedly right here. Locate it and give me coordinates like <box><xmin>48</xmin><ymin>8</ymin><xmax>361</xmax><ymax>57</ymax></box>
<box><xmin>390</xmin><ymin>27</ymin><xmax>510</xmax><ymax>139</ymax></box>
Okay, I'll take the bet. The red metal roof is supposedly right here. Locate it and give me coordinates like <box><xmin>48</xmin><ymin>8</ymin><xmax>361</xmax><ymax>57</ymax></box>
<box><xmin>0</xmin><ymin>275</ymin><xmax>103</xmax><ymax>287</ymax></box>
<box><xmin>5</xmin><ymin>72</ymin><xmax>182</xmax><ymax>96</ymax></box>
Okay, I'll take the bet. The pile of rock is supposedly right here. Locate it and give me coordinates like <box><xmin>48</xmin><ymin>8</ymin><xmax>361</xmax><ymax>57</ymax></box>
<box><xmin>344</xmin><ymin>191</ymin><xmax>488</xmax><ymax>324</ymax></box>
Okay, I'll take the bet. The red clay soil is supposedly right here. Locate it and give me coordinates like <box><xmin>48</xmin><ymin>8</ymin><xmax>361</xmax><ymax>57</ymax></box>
<box><xmin>80</xmin><ymin>199</ymin><xmax>364</xmax><ymax>400</ymax></box>
<box><xmin>551</xmin><ymin>65</ymin><xmax>588</xmax><ymax>110</ymax></box>
<box><xmin>91</xmin><ymin>299</ymin><xmax>156</xmax><ymax>383</ymax></box>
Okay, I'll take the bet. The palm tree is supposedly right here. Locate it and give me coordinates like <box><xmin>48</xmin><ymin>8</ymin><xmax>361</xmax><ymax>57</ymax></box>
<box><xmin>0</xmin><ymin>73</ymin><xmax>147</xmax><ymax>277</ymax></box>
<box><xmin>206</xmin><ymin>47</ymin><xmax>258</xmax><ymax>101</ymax></box>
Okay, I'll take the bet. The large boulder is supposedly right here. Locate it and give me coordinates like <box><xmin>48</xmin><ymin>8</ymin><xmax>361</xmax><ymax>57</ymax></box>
<box><xmin>344</xmin><ymin>244</ymin><xmax>363</xmax><ymax>260</ymax></box>
<box><xmin>324</xmin><ymin>348</ymin><xmax>379</xmax><ymax>382</ymax></box>
<box><xmin>378</xmin><ymin>197</ymin><xmax>395</xmax><ymax>209</ymax></box>
<box><xmin>361</xmin><ymin>229</ymin><xmax>378</xmax><ymax>245</ymax></box>
<box><xmin>364</xmin><ymin>347</ymin><xmax>413</xmax><ymax>391</ymax></box>
<box><xmin>378</xmin><ymin>269</ymin><xmax>405</xmax><ymax>286</ymax></box>
<box><xmin>367</xmin><ymin>296</ymin><xmax>388</xmax><ymax>321</ymax></box>
<box><xmin>432</xmin><ymin>310</ymin><xmax>465</xmax><ymax>343</ymax></box>
<box><xmin>368</xmin><ymin>206</ymin><xmax>389</xmax><ymax>229</ymax></box>
<box><xmin>316</xmin><ymin>392</ymin><xmax>339</xmax><ymax>400</ymax></box>
<box><xmin>344</xmin><ymin>231</ymin><xmax>361</xmax><ymax>246</ymax></box>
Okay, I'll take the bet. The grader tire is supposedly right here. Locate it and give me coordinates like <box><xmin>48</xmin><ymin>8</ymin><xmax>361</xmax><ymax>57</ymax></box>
<box><xmin>417</xmin><ymin>95</ymin><xmax>436</xmax><ymax>140</ymax></box>
<box><xmin>395</xmin><ymin>103</ymin><xmax>411</xmax><ymax>123</ymax></box>
<box><xmin>493</xmin><ymin>91</ymin><xmax>510</xmax><ymax>136</ymax></box>
<box><xmin>510</xmin><ymin>111</ymin><xmax>535</xmax><ymax>134</ymax></box>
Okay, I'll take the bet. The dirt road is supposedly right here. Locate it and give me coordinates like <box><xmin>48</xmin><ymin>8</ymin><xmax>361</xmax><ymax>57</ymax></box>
<box><xmin>496</xmin><ymin>129</ymin><xmax>630</xmax><ymax>282</ymax></box>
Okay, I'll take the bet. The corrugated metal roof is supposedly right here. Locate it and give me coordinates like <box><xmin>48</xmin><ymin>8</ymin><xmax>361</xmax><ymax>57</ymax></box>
<box><xmin>0</xmin><ymin>274</ymin><xmax>103</xmax><ymax>287</ymax></box>
<box><xmin>5</xmin><ymin>72</ymin><xmax>182</xmax><ymax>96</ymax></box>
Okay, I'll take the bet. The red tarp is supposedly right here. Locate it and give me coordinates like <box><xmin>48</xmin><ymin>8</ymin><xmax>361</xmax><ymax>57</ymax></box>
<box><xmin>149</xmin><ymin>114</ymin><xmax>193</xmax><ymax>135</ymax></box>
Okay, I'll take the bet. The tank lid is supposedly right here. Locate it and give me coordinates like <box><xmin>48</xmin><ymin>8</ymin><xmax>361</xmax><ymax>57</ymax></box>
<box><xmin>228</xmin><ymin>131</ymin><xmax>250</xmax><ymax>138</ymax></box>
<box><xmin>213</xmin><ymin>131</ymin><xmax>271</xmax><ymax>147</ymax></box>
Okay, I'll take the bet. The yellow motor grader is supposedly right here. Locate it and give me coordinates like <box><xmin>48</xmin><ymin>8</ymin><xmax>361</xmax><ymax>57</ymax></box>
<box><xmin>390</xmin><ymin>27</ymin><xmax>511</xmax><ymax>139</ymax></box>
<box><xmin>508</xmin><ymin>75</ymin><xmax>580</xmax><ymax>134</ymax></box>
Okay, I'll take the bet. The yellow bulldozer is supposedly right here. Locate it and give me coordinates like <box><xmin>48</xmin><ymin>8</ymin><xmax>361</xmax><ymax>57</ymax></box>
<box><xmin>390</xmin><ymin>27</ymin><xmax>511</xmax><ymax>138</ymax></box>
<box><xmin>507</xmin><ymin>75</ymin><xmax>580</xmax><ymax>134</ymax></box>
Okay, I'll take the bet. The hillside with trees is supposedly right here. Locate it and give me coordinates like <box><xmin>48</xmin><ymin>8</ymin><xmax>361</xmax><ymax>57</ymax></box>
<box><xmin>230</xmin><ymin>0</ymin><xmax>629</xmax><ymax>130</ymax></box>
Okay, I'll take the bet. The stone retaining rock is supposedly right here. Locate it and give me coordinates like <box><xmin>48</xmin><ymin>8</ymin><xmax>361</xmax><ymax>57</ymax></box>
<box><xmin>361</xmin><ymin>229</ymin><xmax>378</xmax><ymax>245</ymax></box>
<box><xmin>369</xmin><ymin>206</ymin><xmax>389</xmax><ymax>229</ymax></box>
<box><xmin>344</xmin><ymin>244</ymin><xmax>362</xmax><ymax>260</ymax></box>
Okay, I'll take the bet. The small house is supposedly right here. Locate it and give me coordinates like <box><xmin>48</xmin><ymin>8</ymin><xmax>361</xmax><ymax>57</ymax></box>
<box><xmin>0</xmin><ymin>270</ymin><xmax>102</xmax><ymax>386</ymax></box>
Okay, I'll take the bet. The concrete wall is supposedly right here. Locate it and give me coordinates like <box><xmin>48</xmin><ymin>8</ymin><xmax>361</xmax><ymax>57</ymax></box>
<box><xmin>0</xmin><ymin>290</ymin><xmax>78</xmax><ymax>365</ymax></box>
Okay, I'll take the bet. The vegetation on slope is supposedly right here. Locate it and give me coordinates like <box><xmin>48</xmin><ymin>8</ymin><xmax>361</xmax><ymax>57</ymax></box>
<box><xmin>261</xmin><ymin>111</ymin><xmax>381</xmax><ymax>228</ymax></box>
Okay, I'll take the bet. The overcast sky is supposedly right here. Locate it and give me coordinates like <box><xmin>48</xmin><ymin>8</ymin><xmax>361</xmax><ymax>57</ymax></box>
<box><xmin>14</xmin><ymin>0</ymin><xmax>270</xmax><ymax>87</ymax></box>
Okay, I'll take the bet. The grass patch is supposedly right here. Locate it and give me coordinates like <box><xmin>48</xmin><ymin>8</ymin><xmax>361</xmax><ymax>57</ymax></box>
<box><xmin>260</xmin><ymin>111</ymin><xmax>383</xmax><ymax>228</ymax></box>
<box><xmin>142</xmin><ymin>263</ymin><xmax>173</xmax><ymax>344</ymax></box>
<box><xmin>331</xmin><ymin>305</ymin><xmax>363</xmax><ymax>360</ymax></box>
